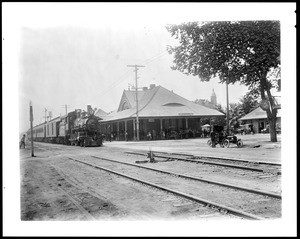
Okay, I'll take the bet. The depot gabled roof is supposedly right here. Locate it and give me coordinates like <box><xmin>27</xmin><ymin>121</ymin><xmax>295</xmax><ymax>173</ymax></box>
<box><xmin>101</xmin><ymin>85</ymin><xmax>224</xmax><ymax>122</ymax></box>
<box><xmin>117</xmin><ymin>90</ymin><xmax>145</xmax><ymax>111</ymax></box>
<box><xmin>240</xmin><ymin>106</ymin><xmax>281</xmax><ymax>121</ymax></box>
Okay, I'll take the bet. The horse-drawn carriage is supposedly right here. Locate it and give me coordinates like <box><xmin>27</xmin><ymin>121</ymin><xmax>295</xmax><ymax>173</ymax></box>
<box><xmin>207</xmin><ymin>125</ymin><xmax>243</xmax><ymax>148</ymax></box>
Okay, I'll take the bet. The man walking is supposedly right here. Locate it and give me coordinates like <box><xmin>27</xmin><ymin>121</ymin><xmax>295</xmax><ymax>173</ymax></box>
<box><xmin>19</xmin><ymin>134</ymin><xmax>26</xmax><ymax>149</ymax></box>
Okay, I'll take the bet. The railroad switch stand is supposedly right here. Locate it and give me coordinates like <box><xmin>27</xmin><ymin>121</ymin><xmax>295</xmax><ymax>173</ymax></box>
<box><xmin>147</xmin><ymin>150</ymin><xmax>156</xmax><ymax>163</ymax></box>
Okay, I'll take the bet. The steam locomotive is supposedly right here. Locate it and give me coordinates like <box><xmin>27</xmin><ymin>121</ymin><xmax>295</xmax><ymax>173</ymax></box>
<box><xmin>27</xmin><ymin>105</ymin><xmax>103</xmax><ymax>147</ymax></box>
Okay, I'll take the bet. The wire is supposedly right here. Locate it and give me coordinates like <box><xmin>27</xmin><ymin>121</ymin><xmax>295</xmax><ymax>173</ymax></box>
<box><xmin>87</xmin><ymin>68</ymin><xmax>133</xmax><ymax>102</ymax></box>
<box><xmin>142</xmin><ymin>50</ymin><xmax>169</xmax><ymax>65</ymax></box>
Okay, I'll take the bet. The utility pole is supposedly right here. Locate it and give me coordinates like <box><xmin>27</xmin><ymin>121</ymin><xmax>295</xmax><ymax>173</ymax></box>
<box><xmin>48</xmin><ymin>111</ymin><xmax>52</xmax><ymax>121</ymax></box>
<box><xmin>43</xmin><ymin>108</ymin><xmax>47</xmax><ymax>122</ymax></box>
<box><xmin>62</xmin><ymin>104</ymin><xmax>70</xmax><ymax>115</ymax></box>
<box><xmin>29</xmin><ymin>101</ymin><xmax>34</xmax><ymax>157</ymax></box>
<box><xmin>127</xmin><ymin>64</ymin><xmax>145</xmax><ymax>141</ymax></box>
<box><xmin>226</xmin><ymin>79</ymin><xmax>230</xmax><ymax>135</ymax></box>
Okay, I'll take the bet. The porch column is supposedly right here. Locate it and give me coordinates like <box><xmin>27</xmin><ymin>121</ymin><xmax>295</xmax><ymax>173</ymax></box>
<box><xmin>133</xmin><ymin>119</ymin><xmax>136</xmax><ymax>141</ymax></box>
<box><xmin>160</xmin><ymin>118</ymin><xmax>163</xmax><ymax>132</ymax></box>
<box><xmin>125</xmin><ymin>120</ymin><xmax>128</xmax><ymax>132</ymax></box>
<box><xmin>144</xmin><ymin>119</ymin><xmax>147</xmax><ymax>134</ymax></box>
<box><xmin>185</xmin><ymin>118</ymin><xmax>189</xmax><ymax>129</ymax></box>
<box><xmin>125</xmin><ymin>120</ymin><xmax>128</xmax><ymax>141</ymax></box>
<box><xmin>117</xmin><ymin>121</ymin><xmax>120</xmax><ymax>140</ymax></box>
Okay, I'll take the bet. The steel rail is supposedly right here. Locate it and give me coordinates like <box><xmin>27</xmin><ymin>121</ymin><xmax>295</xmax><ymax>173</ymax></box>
<box><xmin>67</xmin><ymin>156</ymin><xmax>264</xmax><ymax>220</ymax></box>
<box><xmin>56</xmin><ymin>185</ymin><xmax>96</xmax><ymax>221</ymax></box>
<box><xmin>125</xmin><ymin>150</ymin><xmax>281</xmax><ymax>166</ymax></box>
<box><xmin>125</xmin><ymin>151</ymin><xmax>266</xmax><ymax>172</ymax></box>
<box><xmin>170</xmin><ymin>153</ymin><xmax>281</xmax><ymax>166</ymax></box>
<box><xmin>91</xmin><ymin>155</ymin><xmax>281</xmax><ymax>199</ymax></box>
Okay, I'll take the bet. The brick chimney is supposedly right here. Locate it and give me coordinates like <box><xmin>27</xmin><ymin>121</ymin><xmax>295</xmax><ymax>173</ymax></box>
<box><xmin>149</xmin><ymin>84</ymin><xmax>156</xmax><ymax>89</ymax></box>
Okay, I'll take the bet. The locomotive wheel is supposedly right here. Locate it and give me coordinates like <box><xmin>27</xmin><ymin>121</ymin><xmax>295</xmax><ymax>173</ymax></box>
<box><xmin>223</xmin><ymin>139</ymin><xmax>230</xmax><ymax>148</ymax></box>
<box><xmin>207</xmin><ymin>139</ymin><xmax>212</xmax><ymax>147</ymax></box>
<box><xmin>237</xmin><ymin>140</ymin><xmax>243</xmax><ymax>148</ymax></box>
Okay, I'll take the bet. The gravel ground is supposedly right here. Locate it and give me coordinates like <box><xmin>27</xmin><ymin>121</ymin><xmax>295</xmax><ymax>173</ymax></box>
<box><xmin>9</xmin><ymin>134</ymin><xmax>288</xmax><ymax>236</ymax></box>
<box><xmin>103</xmin><ymin>134</ymin><xmax>281</xmax><ymax>163</ymax></box>
<box><xmin>20</xmin><ymin>144</ymin><xmax>238</xmax><ymax>221</ymax></box>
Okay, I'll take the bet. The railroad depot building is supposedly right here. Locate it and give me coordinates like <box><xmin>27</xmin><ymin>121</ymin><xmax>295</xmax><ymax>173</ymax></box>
<box><xmin>97</xmin><ymin>84</ymin><xmax>224</xmax><ymax>141</ymax></box>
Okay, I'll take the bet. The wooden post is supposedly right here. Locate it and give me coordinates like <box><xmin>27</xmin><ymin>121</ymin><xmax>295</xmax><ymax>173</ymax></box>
<box><xmin>29</xmin><ymin>101</ymin><xmax>34</xmax><ymax>157</ymax></box>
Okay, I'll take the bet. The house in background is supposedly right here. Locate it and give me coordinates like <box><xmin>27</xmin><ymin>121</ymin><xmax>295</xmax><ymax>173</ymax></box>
<box><xmin>239</xmin><ymin>106</ymin><xmax>281</xmax><ymax>133</ymax></box>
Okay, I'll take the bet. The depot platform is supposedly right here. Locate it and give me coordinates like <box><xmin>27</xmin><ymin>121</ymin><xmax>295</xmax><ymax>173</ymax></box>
<box><xmin>103</xmin><ymin>134</ymin><xmax>281</xmax><ymax>164</ymax></box>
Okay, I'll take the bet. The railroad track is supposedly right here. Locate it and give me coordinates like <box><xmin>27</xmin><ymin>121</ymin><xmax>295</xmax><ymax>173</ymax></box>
<box><xmin>66</xmin><ymin>155</ymin><xmax>281</xmax><ymax>220</ymax></box>
<box><xmin>48</xmin><ymin>163</ymin><xmax>127</xmax><ymax>221</ymax></box>
<box><xmin>125</xmin><ymin>150</ymin><xmax>281</xmax><ymax>175</ymax></box>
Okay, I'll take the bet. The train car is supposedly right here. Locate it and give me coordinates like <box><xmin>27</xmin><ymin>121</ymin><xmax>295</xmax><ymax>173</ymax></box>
<box><xmin>26</xmin><ymin>105</ymin><xmax>103</xmax><ymax>147</ymax></box>
<box><xmin>44</xmin><ymin>117</ymin><xmax>61</xmax><ymax>143</ymax></box>
<box><xmin>58</xmin><ymin>110</ymin><xmax>77</xmax><ymax>145</ymax></box>
<box><xmin>28</xmin><ymin>122</ymin><xmax>46</xmax><ymax>142</ymax></box>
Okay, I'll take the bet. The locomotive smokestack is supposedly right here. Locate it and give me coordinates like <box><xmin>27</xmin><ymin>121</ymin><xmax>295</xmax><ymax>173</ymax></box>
<box><xmin>76</xmin><ymin>109</ymin><xmax>81</xmax><ymax>118</ymax></box>
<box><xmin>87</xmin><ymin>105</ymin><xmax>92</xmax><ymax>115</ymax></box>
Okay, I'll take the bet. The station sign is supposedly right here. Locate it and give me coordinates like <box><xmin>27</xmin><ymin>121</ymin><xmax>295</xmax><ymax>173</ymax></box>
<box><xmin>260</xmin><ymin>99</ymin><xmax>270</xmax><ymax>111</ymax></box>
<box><xmin>178</xmin><ymin>113</ymin><xmax>194</xmax><ymax>116</ymax></box>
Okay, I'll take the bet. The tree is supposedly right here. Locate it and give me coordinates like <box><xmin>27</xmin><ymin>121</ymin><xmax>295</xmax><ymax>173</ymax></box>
<box><xmin>166</xmin><ymin>21</ymin><xmax>280</xmax><ymax>142</ymax></box>
<box><xmin>238</xmin><ymin>91</ymin><xmax>260</xmax><ymax>116</ymax></box>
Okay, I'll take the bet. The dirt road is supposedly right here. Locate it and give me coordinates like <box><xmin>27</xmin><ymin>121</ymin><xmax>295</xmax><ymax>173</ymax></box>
<box><xmin>20</xmin><ymin>144</ymin><xmax>237</xmax><ymax>221</ymax></box>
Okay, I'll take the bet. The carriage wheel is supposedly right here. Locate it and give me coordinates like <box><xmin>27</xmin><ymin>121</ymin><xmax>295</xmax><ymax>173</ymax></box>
<box><xmin>207</xmin><ymin>139</ymin><xmax>212</xmax><ymax>147</ymax></box>
<box><xmin>223</xmin><ymin>139</ymin><xmax>230</xmax><ymax>148</ymax></box>
<box><xmin>237</xmin><ymin>140</ymin><xmax>243</xmax><ymax>148</ymax></box>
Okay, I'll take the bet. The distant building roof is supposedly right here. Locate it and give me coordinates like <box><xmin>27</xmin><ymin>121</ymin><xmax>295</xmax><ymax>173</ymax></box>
<box><xmin>94</xmin><ymin>108</ymin><xmax>107</xmax><ymax>118</ymax></box>
<box><xmin>101</xmin><ymin>85</ymin><xmax>224</xmax><ymax>122</ymax></box>
<box><xmin>240</xmin><ymin>106</ymin><xmax>281</xmax><ymax>121</ymax></box>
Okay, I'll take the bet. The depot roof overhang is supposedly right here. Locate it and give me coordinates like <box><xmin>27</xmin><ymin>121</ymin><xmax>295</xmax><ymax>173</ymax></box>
<box><xmin>99</xmin><ymin>113</ymin><xmax>225</xmax><ymax>124</ymax></box>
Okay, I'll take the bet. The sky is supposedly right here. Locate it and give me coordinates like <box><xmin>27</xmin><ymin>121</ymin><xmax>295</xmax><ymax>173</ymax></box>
<box><xmin>3</xmin><ymin>2</ymin><xmax>297</xmax><ymax>236</ymax></box>
<box><xmin>5</xmin><ymin>2</ymin><xmax>286</xmax><ymax>133</ymax></box>
<box><xmin>18</xmin><ymin>24</ymin><xmax>250</xmax><ymax>130</ymax></box>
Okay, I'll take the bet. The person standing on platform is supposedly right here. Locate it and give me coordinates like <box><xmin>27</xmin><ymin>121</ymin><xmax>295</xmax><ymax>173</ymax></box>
<box><xmin>19</xmin><ymin>134</ymin><xmax>26</xmax><ymax>149</ymax></box>
<box><xmin>210</xmin><ymin>128</ymin><xmax>216</xmax><ymax>148</ymax></box>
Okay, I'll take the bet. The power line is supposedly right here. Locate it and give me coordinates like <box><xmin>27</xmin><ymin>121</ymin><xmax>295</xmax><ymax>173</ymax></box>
<box><xmin>87</xmin><ymin>50</ymin><xmax>168</xmax><ymax>104</ymax></box>
<box><xmin>87</xmin><ymin>68</ymin><xmax>133</xmax><ymax>103</ymax></box>
<box><xmin>142</xmin><ymin>50</ymin><xmax>168</xmax><ymax>65</ymax></box>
